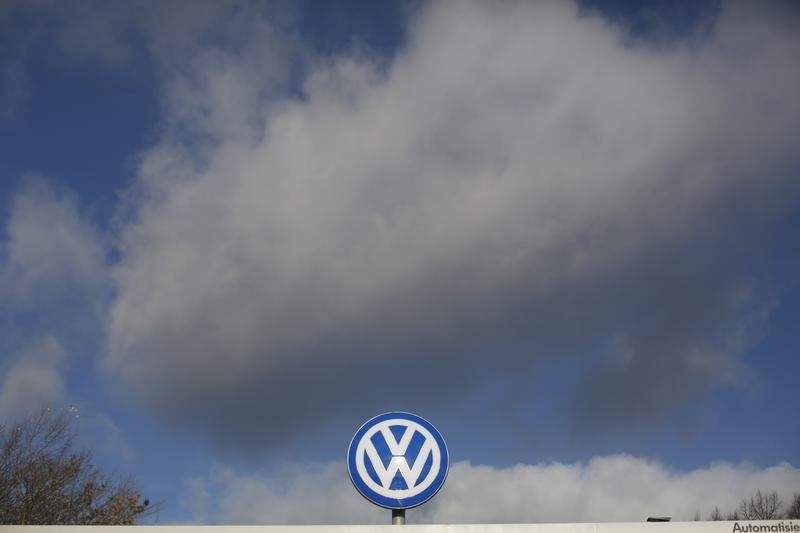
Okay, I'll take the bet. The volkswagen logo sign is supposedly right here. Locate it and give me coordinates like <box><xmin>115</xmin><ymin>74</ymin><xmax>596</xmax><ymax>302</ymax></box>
<box><xmin>347</xmin><ymin>411</ymin><xmax>449</xmax><ymax>509</ymax></box>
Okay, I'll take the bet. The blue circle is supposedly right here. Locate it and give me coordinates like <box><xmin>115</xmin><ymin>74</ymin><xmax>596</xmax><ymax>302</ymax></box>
<box><xmin>347</xmin><ymin>411</ymin><xmax>449</xmax><ymax>510</ymax></box>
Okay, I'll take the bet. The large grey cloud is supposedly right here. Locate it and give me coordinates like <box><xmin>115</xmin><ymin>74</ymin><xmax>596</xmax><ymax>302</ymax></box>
<box><xmin>183</xmin><ymin>456</ymin><xmax>800</xmax><ymax>524</ymax></box>
<box><xmin>101</xmin><ymin>1</ymin><xmax>800</xmax><ymax>453</ymax></box>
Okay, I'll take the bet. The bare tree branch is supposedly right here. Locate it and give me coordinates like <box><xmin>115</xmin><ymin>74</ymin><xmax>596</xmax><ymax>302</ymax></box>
<box><xmin>786</xmin><ymin>494</ymin><xmax>800</xmax><ymax>520</ymax></box>
<box><xmin>738</xmin><ymin>490</ymin><xmax>783</xmax><ymax>520</ymax></box>
<box><xmin>0</xmin><ymin>407</ymin><xmax>155</xmax><ymax>525</ymax></box>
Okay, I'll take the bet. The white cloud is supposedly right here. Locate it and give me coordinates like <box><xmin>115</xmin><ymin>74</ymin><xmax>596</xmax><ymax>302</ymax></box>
<box><xmin>101</xmin><ymin>0</ymin><xmax>800</xmax><ymax>451</ymax></box>
<box><xmin>0</xmin><ymin>177</ymin><xmax>108</xmax><ymax>311</ymax></box>
<box><xmin>182</xmin><ymin>462</ymin><xmax>384</xmax><ymax>525</ymax></box>
<box><xmin>0</xmin><ymin>178</ymin><xmax>109</xmax><ymax>423</ymax></box>
<box><xmin>0</xmin><ymin>336</ymin><xmax>65</xmax><ymax>420</ymax></box>
<box><xmin>184</xmin><ymin>456</ymin><xmax>800</xmax><ymax>524</ymax></box>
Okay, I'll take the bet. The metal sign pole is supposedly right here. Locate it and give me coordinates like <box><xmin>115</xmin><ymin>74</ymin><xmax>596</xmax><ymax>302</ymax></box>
<box><xmin>392</xmin><ymin>509</ymin><xmax>406</xmax><ymax>525</ymax></box>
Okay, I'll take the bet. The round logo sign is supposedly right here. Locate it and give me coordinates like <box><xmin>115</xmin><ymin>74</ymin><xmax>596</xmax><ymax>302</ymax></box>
<box><xmin>347</xmin><ymin>411</ymin><xmax>449</xmax><ymax>509</ymax></box>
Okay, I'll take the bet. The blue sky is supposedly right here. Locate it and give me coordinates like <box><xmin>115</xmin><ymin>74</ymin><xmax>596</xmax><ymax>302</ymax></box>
<box><xmin>1</xmin><ymin>0</ymin><xmax>799</xmax><ymax>525</ymax></box>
